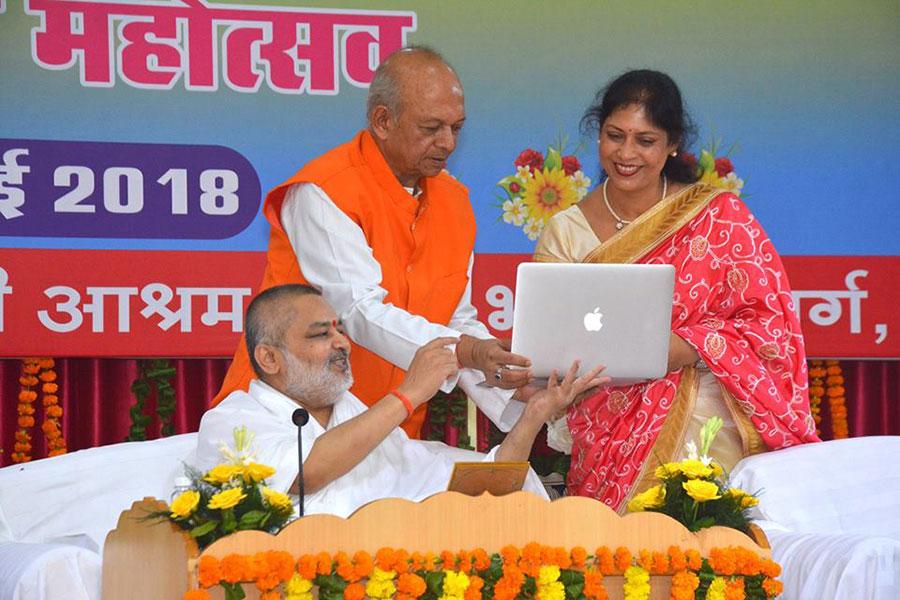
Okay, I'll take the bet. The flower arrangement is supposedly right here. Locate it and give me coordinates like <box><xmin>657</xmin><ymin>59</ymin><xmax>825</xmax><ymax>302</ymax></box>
<box><xmin>627</xmin><ymin>418</ymin><xmax>759</xmax><ymax>534</ymax></box>
<box><xmin>183</xmin><ymin>543</ymin><xmax>782</xmax><ymax>600</ymax></box>
<box><xmin>161</xmin><ymin>426</ymin><xmax>294</xmax><ymax>550</ymax></box>
<box><xmin>683</xmin><ymin>137</ymin><xmax>744</xmax><ymax>197</ymax></box>
<box><xmin>14</xmin><ymin>357</ymin><xmax>64</xmax><ymax>463</ymax></box>
<box><xmin>496</xmin><ymin>137</ymin><xmax>591</xmax><ymax>240</ymax></box>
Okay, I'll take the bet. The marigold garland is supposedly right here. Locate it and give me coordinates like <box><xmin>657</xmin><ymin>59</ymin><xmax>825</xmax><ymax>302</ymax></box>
<box><xmin>184</xmin><ymin>544</ymin><xmax>782</xmax><ymax>600</ymax></box>
<box><xmin>38</xmin><ymin>358</ymin><xmax>67</xmax><ymax>457</ymax></box>
<box><xmin>825</xmin><ymin>360</ymin><xmax>848</xmax><ymax>439</ymax></box>
<box><xmin>12</xmin><ymin>358</ymin><xmax>41</xmax><ymax>463</ymax></box>
<box><xmin>807</xmin><ymin>360</ymin><xmax>826</xmax><ymax>436</ymax></box>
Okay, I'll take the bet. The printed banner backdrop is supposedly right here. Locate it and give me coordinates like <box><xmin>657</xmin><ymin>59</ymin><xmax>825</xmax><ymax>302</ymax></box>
<box><xmin>0</xmin><ymin>0</ymin><xmax>898</xmax><ymax>358</ymax></box>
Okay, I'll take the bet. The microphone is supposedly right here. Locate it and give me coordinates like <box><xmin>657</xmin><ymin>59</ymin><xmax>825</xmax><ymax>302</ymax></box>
<box><xmin>292</xmin><ymin>408</ymin><xmax>310</xmax><ymax>516</ymax></box>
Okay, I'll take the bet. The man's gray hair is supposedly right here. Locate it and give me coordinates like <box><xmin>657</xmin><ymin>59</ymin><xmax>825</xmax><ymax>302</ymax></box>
<box><xmin>245</xmin><ymin>284</ymin><xmax>322</xmax><ymax>379</ymax></box>
<box><xmin>366</xmin><ymin>45</ymin><xmax>454</xmax><ymax>120</ymax></box>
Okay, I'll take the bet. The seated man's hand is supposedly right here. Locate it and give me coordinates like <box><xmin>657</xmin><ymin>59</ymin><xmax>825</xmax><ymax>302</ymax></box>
<box><xmin>456</xmin><ymin>335</ymin><xmax>532</xmax><ymax>389</ymax></box>
<box><xmin>523</xmin><ymin>361</ymin><xmax>608</xmax><ymax>423</ymax></box>
<box><xmin>397</xmin><ymin>337</ymin><xmax>459</xmax><ymax>407</ymax></box>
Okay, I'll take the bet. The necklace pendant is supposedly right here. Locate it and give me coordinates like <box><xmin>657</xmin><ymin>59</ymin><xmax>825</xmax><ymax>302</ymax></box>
<box><xmin>615</xmin><ymin>221</ymin><xmax>624</xmax><ymax>230</ymax></box>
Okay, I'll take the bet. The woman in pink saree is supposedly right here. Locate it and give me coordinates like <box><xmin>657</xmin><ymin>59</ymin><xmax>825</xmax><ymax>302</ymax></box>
<box><xmin>534</xmin><ymin>70</ymin><xmax>819</xmax><ymax>510</ymax></box>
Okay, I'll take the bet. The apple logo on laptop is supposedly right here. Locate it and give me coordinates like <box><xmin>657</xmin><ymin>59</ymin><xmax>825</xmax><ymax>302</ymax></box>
<box><xmin>583</xmin><ymin>307</ymin><xmax>604</xmax><ymax>332</ymax></box>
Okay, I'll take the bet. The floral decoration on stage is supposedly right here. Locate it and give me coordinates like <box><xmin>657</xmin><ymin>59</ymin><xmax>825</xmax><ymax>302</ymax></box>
<box><xmin>627</xmin><ymin>417</ymin><xmax>759</xmax><ymax>535</ymax></box>
<box><xmin>183</xmin><ymin>542</ymin><xmax>782</xmax><ymax>600</ymax></box>
<box><xmin>496</xmin><ymin>136</ymin><xmax>591</xmax><ymax>240</ymax></box>
<box><xmin>160</xmin><ymin>426</ymin><xmax>293</xmax><ymax>551</ymax></box>
<box><xmin>14</xmin><ymin>357</ymin><xmax>65</xmax><ymax>463</ymax></box>
<box><xmin>496</xmin><ymin>135</ymin><xmax>743</xmax><ymax>242</ymax></box>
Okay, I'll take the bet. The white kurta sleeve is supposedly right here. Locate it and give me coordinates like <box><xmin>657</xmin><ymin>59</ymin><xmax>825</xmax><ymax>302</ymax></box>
<box><xmin>281</xmin><ymin>183</ymin><xmax>517</xmax><ymax>428</ymax></box>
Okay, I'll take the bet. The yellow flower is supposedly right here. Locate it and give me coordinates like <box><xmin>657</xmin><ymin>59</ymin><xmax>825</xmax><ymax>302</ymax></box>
<box><xmin>365</xmin><ymin>568</ymin><xmax>397</xmax><ymax>599</ymax></box>
<box><xmin>169</xmin><ymin>490</ymin><xmax>200</xmax><ymax>519</ymax></box>
<box><xmin>285</xmin><ymin>573</ymin><xmax>313</xmax><ymax>600</ymax></box>
<box><xmin>710</xmin><ymin>462</ymin><xmax>724</xmax><ymax>477</ymax></box>
<box><xmin>262</xmin><ymin>487</ymin><xmax>293</xmax><ymax>513</ymax></box>
<box><xmin>682</xmin><ymin>479</ymin><xmax>721</xmax><ymax>502</ymax></box>
<box><xmin>522</xmin><ymin>167</ymin><xmax>578</xmax><ymax>223</ymax></box>
<box><xmin>727</xmin><ymin>488</ymin><xmax>760</xmax><ymax>508</ymax></box>
<box><xmin>441</xmin><ymin>570</ymin><xmax>470</xmax><ymax>598</ymax></box>
<box><xmin>207</xmin><ymin>487</ymin><xmax>246</xmax><ymax>510</ymax></box>
<box><xmin>678</xmin><ymin>459</ymin><xmax>714</xmax><ymax>479</ymax></box>
<box><xmin>203</xmin><ymin>464</ymin><xmax>242</xmax><ymax>485</ymax></box>
<box><xmin>627</xmin><ymin>484</ymin><xmax>667</xmax><ymax>512</ymax></box>
<box><xmin>706</xmin><ymin>576</ymin><xmax>727</xmax><ymax>600</ymax></box>
<box><xmin>623</xmin><ymin>566</ymin><xmax>650</xmax><ymax>600</ymax></box>
<box><xmin>537</xmin><ymin>565</ymin><xmax>564</xmax><ymax>600</ymax></box>
<box><xmin>537</xmin><ymin>565</ymin><xmax>560</xmax><ymax>586</ymax></box>
<box><xmin>243</xmin><ymin>462</ymin><xmax>276</xmax><ymax>484</ymax></box>
<box><xmin>654</xmin><ymin>462</ymin><xmax>682</xmax><ymax>479</ymax></box>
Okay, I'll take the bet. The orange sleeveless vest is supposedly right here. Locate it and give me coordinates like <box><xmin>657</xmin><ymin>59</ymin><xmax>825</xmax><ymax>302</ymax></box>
<box><xmin>213</xmin><ymin>130</ymin><xmax>476</xmax><ymax>437</ymax></box>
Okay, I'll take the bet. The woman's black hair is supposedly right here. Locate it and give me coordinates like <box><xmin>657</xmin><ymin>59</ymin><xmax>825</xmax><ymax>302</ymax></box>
<box><xmin>581</xmin><ymin>69</ymin><xmax>698</xmax><ymax>183</ymax></box>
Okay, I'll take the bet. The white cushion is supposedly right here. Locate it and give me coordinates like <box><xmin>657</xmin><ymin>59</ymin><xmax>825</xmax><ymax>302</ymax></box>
<box><xmin>0</xmin><ymin>433</ymin><xmax>196</xmax><ymax>550</ymax></box>
<box><xmin>0</xmin><ymin>542</ymin><xmax>100</xmax><ymax>600</ymax></box>
<box><xmin>730</xmin><ymin>437</ymin><xmax>900</xmax><ymax>537</ymax></box>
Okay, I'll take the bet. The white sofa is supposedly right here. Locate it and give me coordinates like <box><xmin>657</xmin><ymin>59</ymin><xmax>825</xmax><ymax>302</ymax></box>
<box><xmin>0</xmin><ymin>433</ymin><xmax>196</xmax><ymax>600</ymax></box>
<box><xmin>730</xmin><ymin>436</ymin><xmax>900</xmax><ymax>600</ymax></box>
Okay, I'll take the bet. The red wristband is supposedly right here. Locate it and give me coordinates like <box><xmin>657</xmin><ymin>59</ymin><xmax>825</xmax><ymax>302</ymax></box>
<box><xmin>391</xmin><ymin>389</ymin><xmax>414</xmax><ymax>416</ymax></box>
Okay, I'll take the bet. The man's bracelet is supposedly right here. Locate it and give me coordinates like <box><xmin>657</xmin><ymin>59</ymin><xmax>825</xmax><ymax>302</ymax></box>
<box><xmin>391</xmin><ymin>389</ymin><xmax>415</xmax><ymax>416</ymax></box>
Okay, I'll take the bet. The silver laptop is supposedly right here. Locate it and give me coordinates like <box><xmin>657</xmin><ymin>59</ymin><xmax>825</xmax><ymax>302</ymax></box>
<box><xmin>511</xmin><ymin>263</ymin><xmax>675</xmax><ymax>382</ymax></box>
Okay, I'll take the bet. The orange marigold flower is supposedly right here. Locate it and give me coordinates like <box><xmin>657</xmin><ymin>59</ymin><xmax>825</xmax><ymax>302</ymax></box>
<box><xmin>19</xmin><ymin>375</ymin><xmax>38</xmax><ymax>386</ymax></box>
<box><xmin>686</xmin><ymin>550</ymin><xmax>702</xmax><ymax>571</ymax></box>
<box><xmin>39</xmin><ymin>370</ymin><xmax>57</xmax><ymax>382</ymax></box>
<box><xmin>440</xmin><ymin>549</ymin><xmax>455</xmax><ymax>570</ymax></box>
<box><xmin>583</xmin><ymin>569</ymin><xmax>606</xmax><ymax>600</ymax></box>
<box><xmin>43</xmin><ymin>394</ymin><xmax>60</xmax><ymax>406</ymax></box>
<box><xmin>500</xmin><ymin>545</ymin><xmax>519</xmax><ymax>565</ymax></box>
<box><xmin>670</xmin><ymin>570</ymin><xmax>699</xmax><ymax>600</ymax></box>
<box><xmin>760</xmin><ymin>559</ymin><xmax>782</xmax><ymax>578</ymax></box>
<box><xmin>260</xmin><ymin>592</ymin><xmax>280</xmax><ymax>600</ymax></box>
<box><xmin>38</xmin><ymin>358</ymin><xmax>55</xmax><ymax>369</ymax></box>
<box><xmin>14</xmin><ymin>442</ymin><xmax>31</xmax><ymax>453</ymax></box>
<box><xmin>352</xmin><ymin>551</ymin><xmax>373</xmax><ymax>579</ymax></box>
<box><xmin>220</xmin><ymin>554</ymin><xmax>251</xmax><ymax>584</ymax></box>
<box><xmin>397</xmin><ymin>572</ymin><xmax>426</xmax><ymax>597</ymax></box>
<box><xmin>316</xmin><ymin>551</ymin><xmax>332</xmax><ymax>575</ymax></box>
<box><xmin>42</xmin><ymin>382</ymin><xmax>59</xmax><ymax>394</ymax></box>
<box><xmin>595</xmin><ymin>547</ymin><xmax>615</xmax><ymax>575</ymax></box>
<box><xmin>471</xmin><ymin>548</ymin><xmax>490</xmax><ymax>571</ymax></box>
<box><xmin>198</xmin><ymin>556</ymin><xmax>221</xmax><ymax>588</ymax></box>
<box><xmin>638</xmin><ymin>549</ymin><xmax>653</xmax><ymax>571</ymax></box>
<box><xmin>23</xmin><ymin>363</ymin><xmax>40</xmax><ymax>375</ymax></box>
<box><xmin>41</xmin><ymin>421</ymin><xmax>59</xmax><ymax>435</ymax></box>
<box><xmin>762</xmin><ymin>577</ymin><xmax>783</xmax><ymax>597</ymax></box>
<box><xmin>552</xmin><ymin>547</ymin><xmax>571</xmax><ymax>569</ymax></box>
<box><xmin>270</xmin><ymin>551</ymin><xmax>295</xmax><ymax>582</ymax></box>
<box><xmin>344</xmin><ymin>582</ymin><xmax>366</xmax><ymax>600</ymax></box>
<box><xmin>613</xmin><ymin>547</ymin><xmax>631</xmax><ymax>573</ymax></box>
<box><xmin>17</xmin><ymin>416</ymin><xmax>35</xmax><ymax>428</ymax></box>
<box><xmin>183</xmin><ymin>590</ymin><xmax>212</xmax><ymax>600</ymax></box>
<box><xmin>571</xmin><ymin>546</ymin><xmax>587</xmax><ymax>568</ymax></box>
<box><xmin>47</xmin><ymin>405</ymin><xmax>64</xmax><ymax>418</ymax></box>
<box><xmin>14</xmin><ymin>431</ymin><xmax>30</xmax><ymax>442</ymax></box>
<box><xmin>826</xmin><ymin>386</ymin><xmax>846</xmax><ymax>397</ymax></box>
<box><xmin>724</xmin><ymin>577</ymin><xmax>745</xmax><ymax>600</ymax></box>
<box><xmin>18</xmin><ymin>390</ymin><xmax>37</xmax><ymax>402</ymax></box>
<box><xmin>376</xmin><ymin>547</ymin><xmax>395</xmax><ymax>571</ymax></box>
<box><xmin>651</xmin><ymin>551</ymin><xmax>668</xmax><ymax>575</ymax></box>
<box><xmin>394</xmin><ymin>549</ymin><xmax>410</xmax><ymax>574</ymax></box>
<box><xmin>409</xmin><ymin>551</ymin><xmax>425</xmax><ymax>572</ymax></box>
<box><xmin>297</xmin><ymin>554</ymin><xmax>317</xmax><ymax>580</ymax></box>
<box><xmin>464</xmin><ymin>575</ymin><xmax>484</xmax><ymax>600</ymax></box>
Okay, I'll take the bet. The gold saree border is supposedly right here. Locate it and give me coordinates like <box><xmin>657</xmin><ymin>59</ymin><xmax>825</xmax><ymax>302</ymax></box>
<box><xmin>582</xmin><ymin>183</ymin><xmax>723</xmax><ymax>265</ymax></box>
<box><xmin>619</xmin><ymin>366</ymin><xmax>699</xmax><ymax>513</ymax></box>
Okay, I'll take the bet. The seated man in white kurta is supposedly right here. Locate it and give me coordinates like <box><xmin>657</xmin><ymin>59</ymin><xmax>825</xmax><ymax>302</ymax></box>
<box><xmin>196</xmin><ymin>284</ymin><xmax>606</xmax><ymax>518</ymax></box>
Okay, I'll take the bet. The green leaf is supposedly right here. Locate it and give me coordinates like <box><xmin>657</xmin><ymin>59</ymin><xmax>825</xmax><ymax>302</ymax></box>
<box><xmin>238</xmin><ymin>510</ymin><xmax>266</xmax><ymax>529</ymax></box>
<box><xmin>189</xmin><ymin>521</ymin><xmax>217</xmax><ymax>538</ymax></box>
<box><xmin>544</xmin><ymin>147</ymin><xmax>562</xmax><ymax>171</ymax></box>
<box><xmin>424</xmin><ymin>571</ymin><xmax>445</xmax><ymax>596</ymax></box>
<box><xmin>221</xmin><ymin>582</ymin><xmax>246</xmax><ymax>600</ymax></box>
<box><xmin>698</xmin><ymin>150</ymin><xmax>715</xmax><ymax>173</ymax></box>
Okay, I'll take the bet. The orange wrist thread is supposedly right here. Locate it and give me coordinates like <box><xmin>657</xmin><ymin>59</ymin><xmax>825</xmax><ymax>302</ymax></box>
<box><xmin>391</xmin><ymin>389</ymin><xmax>414</xmax><ymax>416</ymax></box>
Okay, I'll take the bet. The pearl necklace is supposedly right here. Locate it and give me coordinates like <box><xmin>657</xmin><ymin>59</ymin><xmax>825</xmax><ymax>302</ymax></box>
<box><xmin>603</xmin><ymin>176</ymin><xmax>667</xmax><ymax>230</ymax></box>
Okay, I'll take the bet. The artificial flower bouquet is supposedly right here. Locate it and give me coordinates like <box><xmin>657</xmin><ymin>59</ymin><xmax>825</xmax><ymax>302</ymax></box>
<box><xmin>682</xmin><ymin>137</ymin><xmax>744</xmax><ymax>196</ymax></box>
<box><xmin>162</xmin><ymin>426</ymin><xmax>294</xmax><ymax>549</ymax></box>
<box><xmin>497</xmin><ymin>138</ymin><xmax>591</xmax><ymax>240</ymax></box>
<box><xmin>627</xmin><ymin>417</ymin><xmax>759</xmax><ymax>534</ymax></box>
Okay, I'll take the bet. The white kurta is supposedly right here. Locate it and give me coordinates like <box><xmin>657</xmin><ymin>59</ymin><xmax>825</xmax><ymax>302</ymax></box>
<box><xmin>281</xmin><ymin>183</ymin><xmax>524</xmax><ymax>431</ymax></box>
<box><xmin>195</xmin><ymin>381</ymin><xmax>548</xmax><ymax>518</ymax></box>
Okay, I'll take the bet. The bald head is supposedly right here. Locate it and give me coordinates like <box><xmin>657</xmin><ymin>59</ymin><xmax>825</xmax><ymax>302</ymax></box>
<box><xmin>367</xmin><ymin>46</ymin><xmax>466</xmax><ymax>187</ymax></box>
<box><xmin>367</xmin><ymin>46</ymin><xmax>461</xmax><ymax>121</ymax></box>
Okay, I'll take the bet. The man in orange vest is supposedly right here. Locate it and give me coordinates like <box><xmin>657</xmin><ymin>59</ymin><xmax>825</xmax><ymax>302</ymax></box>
<box><xmin>214</xmin><ymin>46</ymin><xmax>532</xmax><ymax>437</ymax></box>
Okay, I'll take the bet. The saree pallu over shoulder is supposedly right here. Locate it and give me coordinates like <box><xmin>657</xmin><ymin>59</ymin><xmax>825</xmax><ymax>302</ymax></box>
<box><xmin>565</xmin><ymin>183</ymin><xmax>818</xmax><ymax>510</ymax></box>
